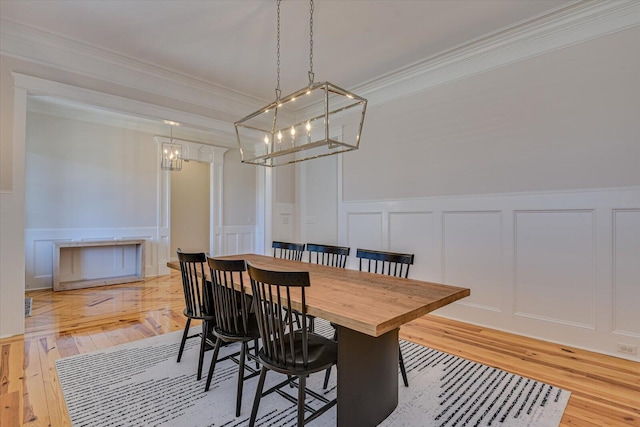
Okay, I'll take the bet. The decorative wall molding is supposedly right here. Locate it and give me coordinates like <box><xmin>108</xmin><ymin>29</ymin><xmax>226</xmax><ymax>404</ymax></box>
<box><xmin>513</xmin><ymin>209</ymin><xmax>596</xmax><ymax>329</ymax></box>
<box><xmin>13</xmin><ymin>73</ymin><xmax>237</xmax><ymax>147</ymax></box>
<box><xmin>443</xmin><ymin>211</ymin><xmax>503</xmax><ymax>313</ymax></box>
<box><xmin>337</xmin><ymin>186</ymin><xmax>640</xmax><ymax>362</ymax></box>
<box><xmin>612</xmin><ymin>208</ymin><xmax>640</xmax><ymax>338</ymax></box>
<box><xmin>213</xmin><ymin>225</ymin><xmax>256</xmax><ymax>257</ymax></box>
<box><xmin>3</xmin><ymin>1</ymin><xmax>639</xmax><ymax>119</ymax></box>
<box><xmin>0</xmin><ymin>18</ymin><xmax>265</xmax><ymax>121</ymax></box>
<box><xmin>353</xmin><ymin>0</ymin><xmax>640</xmax><ymax>107</ymax></box>
<box><xmin>26</xmin><ymin>97</ymin><xmax>223</xmax><ymax>146</ymax></box>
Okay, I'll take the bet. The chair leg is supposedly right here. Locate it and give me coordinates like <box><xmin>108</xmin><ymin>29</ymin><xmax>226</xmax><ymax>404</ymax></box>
<box><xmin>177</xmin><ymin>318</ymin><xmax>191</xmax><ymax>362</ymax></box>
<box><xmin>236</xmin><ymin>341</ymin><xmax>247</xmax><ymax>417</ymax></box>
<box><xmin>204</xmin><ymin>338</ymin><xmax>222</xmax><ymax>392</ymax></box>
<box><xmin>297</xmin><ymin>374</ymin><xmax>306</xmax><ymax>427</ymax></box>
<box><xmin>323</xmin><ymin>327</ymin><xmax>337</xmax><ymax>389</ymax></box>
<box><xmin>399</xmin><ymin>347</ymin><xmax>409</xmax><ymax>387</ymax></box>
<box><xmin>322</xmin><ymin>366</ymin><xmax>332</xmax><ymax>390</ymax></box>
<box><xmin>254</xmin><ymin>338</ymin><xmax>259</xmax><ymax>369</ymax></box>
<box><xmin>197</xmin><ymin>321</ymin><xmax>208</xmax><ymax>380</ymax></box>
<box><xmin>249</xmin><ymin>366</ymin><xmax>268</xmax><ymax>427</ymax></box>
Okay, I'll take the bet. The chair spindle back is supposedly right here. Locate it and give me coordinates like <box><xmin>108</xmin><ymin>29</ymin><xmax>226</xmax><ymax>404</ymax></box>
<box><xmin>356</xmin><ymin>248</ymin><xmax>414</xmax><ymax>278</ymax></box>
<box><xmin>272</xmin><ymin>241</ymin><xmax>306</xmax><ymax>261</ymax></box>
<box><xmin>247</xmin><ymin>263</ymin><xmax>311</xmax><ymax>369</ymax></box>
<box><xmin>307</xmin><ymin>243</ymin><xmax>350</xmax><ymax>268</ymax></box>
<box><xmin>177</xmin><ymin>249</ymin><xmax>211</xmax><ymax>316</ymax></box>
<box><xmin>207</xmin><ymin>258</ymin><xmax>250</xmax><ymax>337</ymax></box>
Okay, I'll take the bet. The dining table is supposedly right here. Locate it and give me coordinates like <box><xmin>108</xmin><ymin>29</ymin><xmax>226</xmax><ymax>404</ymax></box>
<box><xmin>168</xmin><ymin>253</ymin><xmax>470</xmax><ymax>427</ymax></box>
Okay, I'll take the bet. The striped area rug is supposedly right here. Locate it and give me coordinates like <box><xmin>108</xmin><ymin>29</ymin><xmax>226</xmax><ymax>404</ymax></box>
<box><xmin>56</xmin><ymin>319</ymin><xmax>570</xmax><ymax>427</ymax></box>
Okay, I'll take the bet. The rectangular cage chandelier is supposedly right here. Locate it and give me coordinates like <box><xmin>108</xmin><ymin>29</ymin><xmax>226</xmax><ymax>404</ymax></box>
<box><xmin>234</xmin><ymin>0</ymin><xmax>367</xmax><ymax>167</ymax></box>
<box><xmin>160</xmin><ymin>121</ymin><xmax>183</xmax><ymax>171</ymax></box>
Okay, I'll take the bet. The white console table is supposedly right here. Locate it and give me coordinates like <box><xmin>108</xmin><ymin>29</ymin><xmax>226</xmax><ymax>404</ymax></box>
<box><xmin>53</xmin><ymin>239</ymin><xmax>146</xmax><ymax>291</ymax></box>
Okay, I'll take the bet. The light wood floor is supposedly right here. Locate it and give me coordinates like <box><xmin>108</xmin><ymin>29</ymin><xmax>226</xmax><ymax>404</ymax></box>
<box><xmin>1</xmin><ymin>272</ymin><xmax>638</xmax><ymax>427</ymax></box>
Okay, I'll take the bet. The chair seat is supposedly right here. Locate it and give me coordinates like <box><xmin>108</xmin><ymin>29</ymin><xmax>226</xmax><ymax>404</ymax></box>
<box><xmin>259</xmin><ymin>331</ymin><xmax>337</xmax><ymax>375</ymax></box>
<box><xmin>213</xmin><ymin>313</ymin><xmax>261</xmax><ymax>341</ymax></box>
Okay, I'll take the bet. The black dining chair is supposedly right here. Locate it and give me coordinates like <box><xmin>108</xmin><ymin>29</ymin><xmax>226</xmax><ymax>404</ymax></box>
<box><xmin>176</xmin><ymin>249</ymin><xmax>215</xmax><ymax>381</ymax></box>
<box><xmin>357</xmin><ymin>248</ymin><xmax>414</xmax><ymax>279</ymax></box>
<box><xmin>306</xmin><ymin>243</ymin><xmax>350</xmax><ymax>268</ymax></box>
<box><xmin>272</xmin><ymin>241</ymin><xmax>307</xmax><ymax>328</ymax></box>
<box><xmin>247</xmin><ymin>263</ymin><xmax>337</xmax><ymax>427</ymax></box>
<box><xmin>204</xmin><ymin>258</ymin><xmax>261</xmax><ymax>416</ymax></box>
<box><xmin>307</xmin><ymin>243</ymin><xmax>350</xmax><ymax>334</ymax></box>
<box><xmin>306</xmin><ymin>243</ymin><xmax>351</xmax><ymax>388</ymax></box>
<box><xmin>356</xmin><ymin>248</ymin><xmax>414</xmax><ymax>387</ymax></box>
<box><xmin>272</xmin><ymin>241</ymin><xmax>306</xmax><ymax>261</ymax></box>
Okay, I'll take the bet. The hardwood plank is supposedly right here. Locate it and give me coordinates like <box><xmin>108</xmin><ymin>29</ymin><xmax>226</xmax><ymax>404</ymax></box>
<box><xmin>23</xmin><ymin>339</ymin><xmax>46</xmax><ymax>425</ymax></box>
<box><xmin>0</xmin><ymin>271</ymin><xmax>635</xmax><ymax>426</ymax></box>
<box><xmin>0</xmin><ymin>390</ymin><xmax>20</xmax><ymax>427</ymax></box>
<box><xmin>35</xmin><ymin>336</ymin><xmax>71</xmax><ymax>427</ymax></box>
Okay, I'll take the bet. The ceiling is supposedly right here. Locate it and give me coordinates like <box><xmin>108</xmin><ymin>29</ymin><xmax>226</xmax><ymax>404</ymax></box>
<box><xmin>1</xmin><ymin>0</ymin><xmax>574</xmax><ymax>102</ymax></box>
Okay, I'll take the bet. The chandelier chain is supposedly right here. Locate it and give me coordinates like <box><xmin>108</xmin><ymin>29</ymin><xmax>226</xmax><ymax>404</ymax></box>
<box><xmin>309</xmin><ymin>0</ymin><xmax>314</xmax><ymax>79</ymax></box>
<box><xmin>276</xmin><ymin>0</ymin><xmax>281</xmax><ymax>99</ymax></box>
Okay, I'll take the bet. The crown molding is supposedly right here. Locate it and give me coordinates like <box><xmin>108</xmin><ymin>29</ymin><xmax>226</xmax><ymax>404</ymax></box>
<box><xmin>14</xmin><ymin>72</ymin><xmax>238</xmax><ymax>147</ymax></box>
<box><xmin>0</xmin><ymin>18</ymin><xmax>267</xmax><ymax>122</ymax></box>
<box><xmin>26</xmin><ymin>96</ymin><xmax>230</xmax><ymax>147</ymax></box>
<box><xmin>353</xmin><ymin>0</ymin><xmax>640</xmax><ymax>107</ymax></box>
<box><xmin>2</xmin><ymin>0</ymin><xmax>639</xmax><ymax>121</ymax></box>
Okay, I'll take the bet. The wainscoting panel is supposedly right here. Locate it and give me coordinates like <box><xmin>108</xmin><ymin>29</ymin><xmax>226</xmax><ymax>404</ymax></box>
<box><xmin>613</xmin><ymin>209</ymin><xmax>640</xmax><ymax>337</ymax></box>
<box><xmin>346</xmin><ymin>212</ymin><xmax>383</xmax><ymax>270</ymax></box>
<box><xmin>337</xmin><ymin>187</ymin><xmax>640</xmax><ymax>361</ymax></box>
<box><xmin>25</xmin><ymin>227</ymin><xmax>158</xmax><ymax>290</ymax></box>
<box><xmin>443</xmin><ymin>211</ymin><xmax>503</xmax><ymax>312</ymax></box>
<box><xmin>514</xmin><ymin>210</ymin><xmax>595</xmax><ymax>328</ymax></box>
<box><xmin>224</xmin><ymin>233</ymin><xmax>239</xmax><ymax>255</ymax></box>
<box><xmin>389</xmin><ymin>212</ymin><xmax>434</xmax><ymax>281</ymax></box>
<box><xmin>219</xmin><ymin>225</ymin><xmax>256</xmax><ymax>256</ymax></box>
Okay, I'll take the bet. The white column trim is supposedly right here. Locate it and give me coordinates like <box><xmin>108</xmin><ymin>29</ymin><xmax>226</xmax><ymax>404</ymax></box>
<box><xmin>210</xmin><ymin>146</ymin><xmax>228</xmax><ymax>256</ymax></box>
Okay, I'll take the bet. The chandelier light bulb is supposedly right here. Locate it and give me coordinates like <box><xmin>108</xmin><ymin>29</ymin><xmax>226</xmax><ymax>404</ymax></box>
<box><xmin>306</xmin><ymin>121</ymin><xmax>311</xmax><ymax>132</ymax></box>
<box><xmin>264</xmin><ymin>134</ymin><xmax>269</xmax><ymax>144</ymax></box>
<box><xmin>277</xmin><ymin>131</ymin><xmax>282</xmax><ymax>141</ymax></box>
<box><xmin>290</xmin><ymin>126</ymin><xmax>296</xmax><ymax>136</ymax></box>
<box><xmin>164</xmin><ymin>148</ymin><xmax>168</xmax><ymax>154</ymax></box>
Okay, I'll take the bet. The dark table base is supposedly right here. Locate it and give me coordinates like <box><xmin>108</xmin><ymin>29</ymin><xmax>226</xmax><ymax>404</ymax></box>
<box><xmin>336</xmin><ymin>326</ymin><xmax>399</xmax><ymax>427</ymax></box>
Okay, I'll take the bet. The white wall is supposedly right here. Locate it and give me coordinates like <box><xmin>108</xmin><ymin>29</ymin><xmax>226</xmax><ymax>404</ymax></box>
<box><xmin>343</xmin><ymin>27</ymin><xmax>640</xmax><ymax>200</ymax></box>
<box><xmin>299</xmin><ymin>27</ymin><xmax>640</xmax><ymax>361</ymax></box>
<box><xmin>24</xmin><ymin>111</ymin><xmax>160</xmax><ymax>290</ymax></box>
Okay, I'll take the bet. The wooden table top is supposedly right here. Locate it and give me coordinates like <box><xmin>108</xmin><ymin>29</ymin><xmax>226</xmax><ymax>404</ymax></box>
<box><xmin>168</xmin><ymin>254</ymin><xmax>470</xmax><ymax>337</ymax></box>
